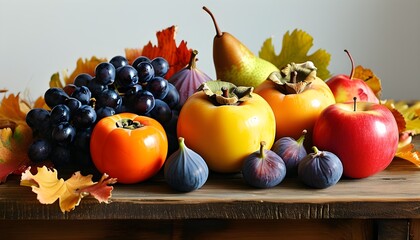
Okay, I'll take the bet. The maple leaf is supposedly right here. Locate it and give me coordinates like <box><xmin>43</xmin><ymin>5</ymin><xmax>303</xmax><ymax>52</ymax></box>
<box><xmin>353</xmin><ymin>65</ymin><xmax>382</xmax><ymax>99</ymax></box>
<box><xmin>259</xmin><ymin>29</ymin><xmax>331</xmax><ymax>80</ymax></box>
<box><xmin>0</xmin><ymin>93</ymin><xmax>34</xmax><ymax>183</ymax></box>
<box><xmin>125</xmin><ymin>25</ymin><xmax>192</xmax><ymax>80</ymax></box>
<box><xmin>49</xmin><ymin>56</ymin><xmax>107</xmax><ymax>88</ymax></box>
<box><xmin>21</xmin><ymin>166</ymin><xmax>117</xmax><ymax>213</ymax></box>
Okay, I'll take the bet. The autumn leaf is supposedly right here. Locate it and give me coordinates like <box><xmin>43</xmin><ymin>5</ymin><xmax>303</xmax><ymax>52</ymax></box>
<box><xmin>395</xmin><ymin>142</ymin><xmax>420</xmax><ymax>167</ymax></box>
<box><xmin>353</xmin><ymin>65</ymin><xmax>382</xmax><ymax>98</ymax></box>
<box><xmin>21</xmin><ymin>166</ymin><xmax>117</xmax><ymax>213</ymax></box>
<box><xmin>259</xmin><ymin>29</ymin><xmax>331</xmax><ymax>80</ymax></box>
<box><xmin>125</xmin><ymin>25</ymin><xmax>192</xmax><ymax>79</ymax></box>
<box><xmin>49</xmin><ymin>56</ymin><xmax>107</xmax><ymax>88</ymax></box>
<box><xmin>0</xmin><ymin>93</ymin><xmax>34</xmax><ymax>183</ymax></box>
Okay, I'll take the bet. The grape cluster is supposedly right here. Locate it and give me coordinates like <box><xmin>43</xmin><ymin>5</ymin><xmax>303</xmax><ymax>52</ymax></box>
<box><xmin>26</xmin><ymin>55</ymin><xmax>180</xmax><ymax>172</ymax></box>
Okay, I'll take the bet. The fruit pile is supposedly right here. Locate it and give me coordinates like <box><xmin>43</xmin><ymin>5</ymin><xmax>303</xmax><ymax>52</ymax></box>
<box><xmin>17</xmin><ymin>5</ymin><xmax>418</xmax><ymax>200</ymax></box>
<box><xmin>26</xmin><ymin>55</ymin><xmax>181</xmax><ymax>173</ymax></box>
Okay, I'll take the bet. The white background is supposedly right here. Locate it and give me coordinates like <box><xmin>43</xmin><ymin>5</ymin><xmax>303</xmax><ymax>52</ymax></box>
<box><xmin>1</xmin><ymin>0</ymin><xmax>419</xmax><ymax>101</ymax></box>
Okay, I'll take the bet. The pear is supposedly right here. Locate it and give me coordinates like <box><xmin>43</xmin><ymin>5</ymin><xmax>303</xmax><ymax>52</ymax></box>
<box><xmin>203</xmin><ymin>6</ymin><xmax>279</xmax><ymax>88</ymax></box>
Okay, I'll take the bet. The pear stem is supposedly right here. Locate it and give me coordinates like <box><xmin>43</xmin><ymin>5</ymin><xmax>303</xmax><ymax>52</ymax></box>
<box><xmin>353</xmin><ymin>97</ymin><xmax>357</xmax><ymax>112</ymax></box>
<box><xmin>259</xmin><ymin>141</ymin><xmax>266</xmax><ymax>159</ymax></box>
<box><xmin>344</xmin><ymin>49</ymin><xmax>355</xmax><ymax>80</ymax></box>
<box><xmin>203</xmin><ymin>6</ymin><xmax>223</xmax><ymax>38</ymax></box>
<box><xmin>187</xmin><ymin>50</ymin><xmax>199</xmax><ymax>70</ymax></box>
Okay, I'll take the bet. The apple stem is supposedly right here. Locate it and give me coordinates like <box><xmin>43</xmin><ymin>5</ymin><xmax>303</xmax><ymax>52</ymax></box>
<box><xmin>221</xmin><ymin>87</ymin><xmax>229</xmax><ymax>98</ymax></box>
<box><xmin>203</xmin><ymin>6</ymin><xmax>223</xmax><ymax>38</ymax></box>
<box><xmin>344</xmin><ymin>49</ymin><xmax>355</xmax><ymax>80</ymax></box>
<box><xmin>259</xmin><ymin>141</ymin><xmax>266</xmax><ymax>159</ymax></box>
<box><xmin>353</xmin><ymin>97</ymin><xmax>357</xmax><ymax>112</ymax></box>
<box><xmin>297</xmin><ymin>129</ymin><xmax>307</xmax><ymax>144</ymax></box>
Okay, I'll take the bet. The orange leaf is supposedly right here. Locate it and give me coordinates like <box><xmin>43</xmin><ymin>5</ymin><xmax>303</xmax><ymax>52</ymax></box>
<box><xmin>0</xmin><ymin>93</ymin><xmax>31</xmax><ymax>125</ymax></box>
<box><xmin>0</xmin><ymin>125</ymin><xmax>32</xmax><ymax>183</ymax></box>
<box><xmin>395</xmin><ymin>143</ymin><xmax>420</xmax><ymax>167</ymax></box>
<box><xmin>50</xmin><ymin>56</ymin><xmax>107</xmax><ymax>88</ymax></box>
<box><xmin>21</xmin><ymin>166</ymin><xmax>117</xmax><ymax>212</ymax></box>
<box><xmin>353</xmin><ymin>65</ymin><xmax>382</xmax><ymax>99</ymax></box>
<box><xmin>125</xmin><ymin>25</ymin><xmax>192</xmax><ymax>79</ymax></box>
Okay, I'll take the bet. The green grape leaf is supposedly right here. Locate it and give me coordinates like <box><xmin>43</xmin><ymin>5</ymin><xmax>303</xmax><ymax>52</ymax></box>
<box><xmin>259</xmin><ymin>29</ymin><xmax>332</xmax><ymax>80</ymax></box>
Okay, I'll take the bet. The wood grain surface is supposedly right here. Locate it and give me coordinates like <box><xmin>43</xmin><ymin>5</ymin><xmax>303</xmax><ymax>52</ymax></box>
<box><xmin>0</xmin><ymin>137</ymin><xmax>418</xmax><ymax>221</ymax></box>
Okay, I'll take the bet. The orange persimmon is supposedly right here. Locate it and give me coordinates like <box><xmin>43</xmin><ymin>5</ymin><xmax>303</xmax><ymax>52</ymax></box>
<box><xmin>90</xmin><ymin>113</ymin><xmax>167</xmax><ymax>184</ymax></box>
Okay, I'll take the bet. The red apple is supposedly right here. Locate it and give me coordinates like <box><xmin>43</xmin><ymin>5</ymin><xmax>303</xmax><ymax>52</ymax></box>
<box><xmin>327</xmin><ymin>50</ymin><xmax>379</xmax><ymax>103</ymax></box>
<box><xmin>312</xmin><ymin>98</ymin><xmax>399</xmax><ymax>178</ymax></box>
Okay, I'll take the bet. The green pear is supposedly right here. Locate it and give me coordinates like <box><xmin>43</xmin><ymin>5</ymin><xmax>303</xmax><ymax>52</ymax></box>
<box><xmin>203</xmin><ymin>6</ymin><xmax>279</xmax><ymax>88</ymax></box>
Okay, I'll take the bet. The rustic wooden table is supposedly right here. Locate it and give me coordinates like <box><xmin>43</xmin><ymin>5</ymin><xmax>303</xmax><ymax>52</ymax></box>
<box><xmin>0</xmin><ymin>137</ymin><xmax>419</xmax><ymax>240</ymax></box>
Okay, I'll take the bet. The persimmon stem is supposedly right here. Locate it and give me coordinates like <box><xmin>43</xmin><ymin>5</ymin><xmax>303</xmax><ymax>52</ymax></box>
<box><xmin>344</xmin><ymin>49</ymin><xmax>355</xmax><ymax>80</ymax></box>
<box><xmin>353</xmin><ymin>97</ymin><xmax>357</xmax><ymax>112</ymax></box>
<box><xmin>291</xmin><ymin>71</ymin><xmax>298</xmax><ymax>84</ymax></box>
<box><xmin>221</xmin><ymin>87</ymin><xmax>229</xmax><ymax>98</ymax></box>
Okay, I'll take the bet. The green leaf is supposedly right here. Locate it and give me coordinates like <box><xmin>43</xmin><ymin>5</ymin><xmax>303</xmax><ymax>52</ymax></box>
<box><xmin>259</xmin><ymin>29</ymin><xmax>332</xmax><ymax>80</ymax></box>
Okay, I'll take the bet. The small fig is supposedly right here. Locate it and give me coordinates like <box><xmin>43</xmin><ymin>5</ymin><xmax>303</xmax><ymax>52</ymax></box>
<box><xmin>168</xmin><ymin>50</ymin><xmax>212</xmax><ymax>106</ymax></box>
<box><xmin>298</xmin><ymin>146</ymin><xmax>343</xmax><ymax>189</ymax></box>
<box><xmin>272</xmin><ymin>129</ymin><xmax>308</xmax><ymax>176</ymax></box>
<box><xmin>242</xmin><ymin>141</ymin><xmax>286</xmax><ymax>189</ymax></box>
<box><xmin>164</xmin><ymin>137</ymin><xmax>209</xmax><ymax>192</ymax></box>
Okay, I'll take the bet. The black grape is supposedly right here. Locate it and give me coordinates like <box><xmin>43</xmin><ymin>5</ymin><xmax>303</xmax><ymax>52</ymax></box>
<box><xmin>151</xmin><ymin>57</ymin><xmax>169</xmax><ymax>77</ymax></box>
<box><xmin>72</xmin><ymin>105</ymin><xmax>97</xmax><ymax>129</ymax></box>
<box><xmin>127</xmin><ymin>90</ymin><xmax>155</xmax><ymax>115</ymax></box>
<box><xmin>136</xmin><ymin>62</ymin><xmax>155</xmax><ymax>83</ymax></box>
<box><xmin>116</xmin><ymin>65</ymin><xmax>139</xmax><ymax>87</ymax></box>
<box><xmin>95</xmin><ymin>88</ymin><xmax>122</xmax><ymax>109</ymax></box>
<box><xmin>50</xmin><ymin>104</ymin><xmax>71</xmax><ymax>125</ymax></box>
<box><xmin>28</xmin><ymin>139</ymin><xmax>52</xmax><ymax>163</ymax></box>
<box><xmin>162</xmin><ymin>82</ymin><xmax>180</xmax><ymax>109</ymax></box>
<box><xmin>44</xmin><ymin>87</ymin><xmax>69</xmax><ymax>108</ymax></box>
<box><xmin>65</xmin><ymin>97</ymin><xmax>82</xmax><ymax>114</ymax></box>
<box><xmin>149</xmin><ymin>99</ymin><xmax>172</xmax><ymax>124</ymax></box>
<box><xmin>88</xmin><ymin>77</ymin><xmax>108</xmax><ymax>97</ymax></box>
<box><xmin>51</xmin><ymin>122</ymin><xmax>76</xmax><ymax>145</ymax></box>
<box><xmin>95</xmin><ymin>62</ymin><xmax>116</xmax><ymax>85</ymax></box>
<box><xmin>109</xmin><ymin>55</ymin><xmax>129</xmax><ymax>69</ymax></box>
<box><xmin>73</xmin><ymin>73</ymin><xmax>93</xmax><ymax>87</ymax></box>
<box><xmin>146</xmin><ymin>76</ymin><xmax>169</xmax><ymax>99</ymax></box>
<box><xmin>71</xmin><ymin>86</ymin><xmax>92</xmax><ymax>105</ymax></box>
<box><xmin>96</xmin><ymin>106</ymin><xmax>116</xmax><ymax>121</ymax></box>
<box><xmin>132</xmin><ymin>56</ymin><xmax>150</xmax><ymax>68</ymax></box>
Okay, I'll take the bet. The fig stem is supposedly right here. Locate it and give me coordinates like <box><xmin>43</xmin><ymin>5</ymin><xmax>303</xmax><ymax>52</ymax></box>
<box><xmin>203</xmin><ymin>6</ymin><xmax>223</xmax><ymax>38</ymax></box>
<box><xmin>344</xmin><ymin>49</ymin><xmax>355</xmax><ymax>80</ymax></box>
<box><xmin>297</xmin><ymin>129</ymin><xmax>307</xmax><ymax>144</ymax></box>
<box><xmin>353</xmin><ymin>97</ymin><xmax>357</xmax><ymax>112</ymax></box>
<box><xmin>259</xmin><ymin>141</ymin><xmax>267</xmax><ymax>159</ymax></box>
<box><xmin>178</xmin><ymin>137</ymin><xmax>186</xmax><ymax>150</ymax></box>
<box><xmin>312</xmin><ymin>146</ymin><xmax>324</xmax><ymax>157</ymax></box>
<box><xmin>221</xmin><ymin>87</ymin><xmax>229</xmax><ymax>98</ymax></box>
<box><xmin>187</xmin><ymin>50</ymin><xmax>199</xmax><ymax>70</ymax></box>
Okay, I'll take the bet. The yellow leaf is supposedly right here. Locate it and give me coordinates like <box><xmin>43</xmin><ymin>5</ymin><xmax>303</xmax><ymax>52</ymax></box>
<box><xmin>259</xmin><ymin>29</ymin><xmax>331</xmax><ymax>80</ymax></box>
<box><xmin>395</xmin><ymin>143</ymin><xmax>420</xmax><ymax>167</ymax></box>
<box><xmin>21</xmin><ymin>166</ymin><xmax>117</xmax><ymax>213</ymax></box>
<box><xmin>49</xmin><ymin>56</ymin><xmax>107</xmax><ymax>88</ymax></box>
<box><xmin>353</xmin><ymin>65</ymin><xmax>382</xmax><ymax>98</ymax></box>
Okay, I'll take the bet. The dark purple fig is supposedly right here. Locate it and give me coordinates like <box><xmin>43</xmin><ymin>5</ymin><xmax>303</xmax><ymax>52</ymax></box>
<box><xmin>242</xmin><ymin>141</ymin><xmax>286</xmax><ymax>189</ymax></box>
<box><xmin>298</xmin><ymin>146</ymin><xmax>343</xmax><ymax>189</ymax></box>
<box><xmin>272</xmin><ymin>129</ymin><xmax>308</xmax><ymax>176</ymax></box>
<box><xmin>164</xmin><ymin>137</ymin><xmax>209</xmax><ymax>192</ymax></box>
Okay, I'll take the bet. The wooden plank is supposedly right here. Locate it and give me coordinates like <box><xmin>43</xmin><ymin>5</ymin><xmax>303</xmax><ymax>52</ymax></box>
<box><xmin>0</xmin><ymin>219</ymin><xmax>374</xmax><ymax>240</ymax></box>
<box><xmin>0</xmin><ymin>137</ymin><xmax>418</xmax><ymax>220</ymax></box>
<box><xmin>376</xmin><ymin>219</ymin><xmax>409</xmax><ymax>240</ymax></box>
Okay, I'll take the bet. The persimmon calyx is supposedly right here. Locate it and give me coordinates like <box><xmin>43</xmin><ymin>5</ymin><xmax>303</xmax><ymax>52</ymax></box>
<box><xmin>116</xmin><ymin>119</ymin><xmax>144</xmax><ymax>130</ymax></box>
<box><xmin>268</xmin><ymin>61</ymin><xmax>317</xmax><ymax>94</ymax></box>
<box><xmin>198</xmin><ymin>80</ymin><xmax>253</xmax><ymax>105</ymax></box>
